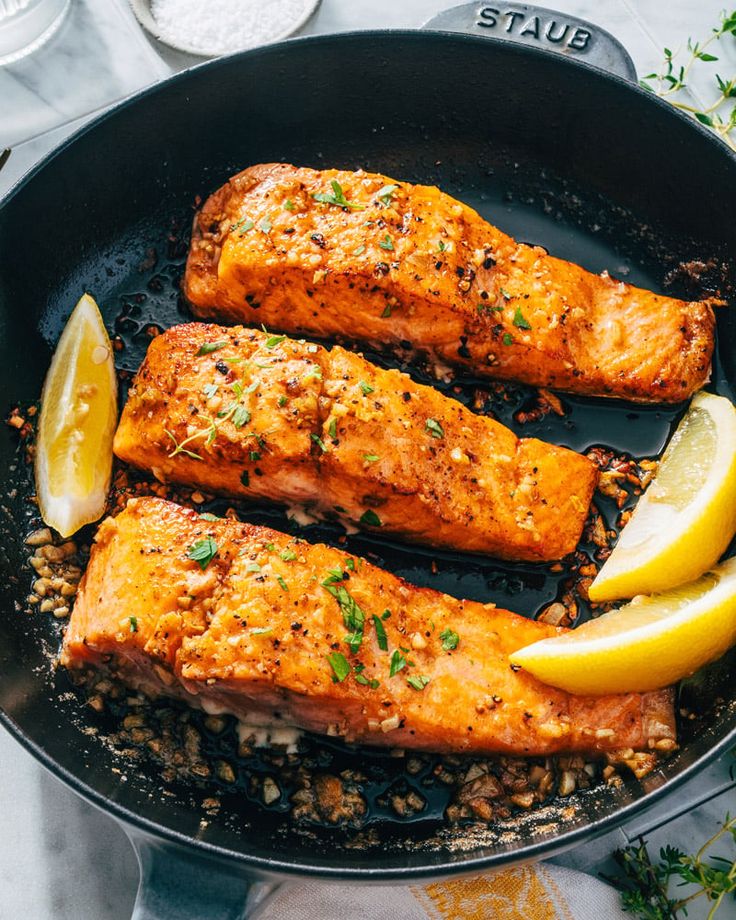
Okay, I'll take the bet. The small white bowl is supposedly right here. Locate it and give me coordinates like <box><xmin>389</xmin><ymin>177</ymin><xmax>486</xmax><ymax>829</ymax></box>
<box><xmin>129</xmin><ymin>0</ymin><xmax>321</xmax><ymax>58</ymax></box>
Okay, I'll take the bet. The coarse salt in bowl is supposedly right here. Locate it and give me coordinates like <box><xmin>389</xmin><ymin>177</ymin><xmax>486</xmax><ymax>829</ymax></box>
<box><xmin>132</xmin><ymin>0</ymin><xmax>321</xmax><ymax>57</ymax></box>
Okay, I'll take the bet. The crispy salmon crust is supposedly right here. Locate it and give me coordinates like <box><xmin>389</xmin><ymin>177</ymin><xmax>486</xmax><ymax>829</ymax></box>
<box><xmin>113</xmin><ymin>323</ymin><xmax>597</xmax><ymax>562</ymax></box>
<box><xmin>62</xmin><ymin>498</ymin><xmax>676</xmax><ymax>757</ymax></box>
<box><xmin>184</xmin><ymin>163</ymin><xmax>715</xmax><ymax>404</ymax></box>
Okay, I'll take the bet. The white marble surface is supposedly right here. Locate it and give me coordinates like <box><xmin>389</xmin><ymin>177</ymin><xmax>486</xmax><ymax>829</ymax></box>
<box><xmin>1</xmin><ymin>1</ymin><xmax>735</xmax><ymax>918</ymax></box>
<box><xmin>0</xmin><ymin>0</ymin><xmax>167</xmax><ymax>148</ymax></box>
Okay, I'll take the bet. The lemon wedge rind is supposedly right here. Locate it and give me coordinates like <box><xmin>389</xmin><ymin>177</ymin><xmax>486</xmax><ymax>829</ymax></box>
<box><xmin>589</xmin><ymin>391</ymin><xmax>736</xmax><ymax>602</ymax></box>
<box><xmin>35</xmin><ymin>293</ymin><xmax>117</xmax><ymax>538</ymax></box>
<box><xmin>510</xmin><ymin>555</ymin><xmax>736</xmax><ymax>694</ymax></box>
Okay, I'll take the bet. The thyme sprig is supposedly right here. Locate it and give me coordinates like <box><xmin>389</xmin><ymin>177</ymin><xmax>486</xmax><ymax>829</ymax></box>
<box><xmin>165</xmin><ymin>403</ymin><xmax>271</xmax><ymax>460</ymax></box>
<box><xmin>313</xmin><ymin>179</ymin><xmax>365</xmax><ymax>210</ymax></box>
<box><xmin>640</xmin><ymin>10</ymin><xmax>736</xmax><ymax>150</ymax></box>
<box><xmin>604</xmin><ymin>815</ymin><xmax>736</xmax><ymax>919</ymax></box>
<box><xmin>164</xmin><ymin>402</ymin><xmax>239</xmax><ymax>460</ymax></box>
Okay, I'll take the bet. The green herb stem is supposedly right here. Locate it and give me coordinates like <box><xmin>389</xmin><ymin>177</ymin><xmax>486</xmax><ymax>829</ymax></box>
<box><xmin>640</xmin><ymin>11</ymin><xmax>736</xmax><ymax>151</ymax></box>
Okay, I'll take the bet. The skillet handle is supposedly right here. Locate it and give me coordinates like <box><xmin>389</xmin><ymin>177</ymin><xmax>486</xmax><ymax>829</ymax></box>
<box><xmin>422</xmin><ymin>3</ymin><xmax>637</xmax><ymax>81</ymax></box>
<box><xmin>126</xmin><ymin>828</ymin><xmax>270</xmax><ymax>919</ymax></box>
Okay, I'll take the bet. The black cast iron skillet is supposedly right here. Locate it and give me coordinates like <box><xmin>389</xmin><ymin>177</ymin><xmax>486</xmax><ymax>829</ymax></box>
<box><xmin>1</xmin><ymin>5</ymin><xmax>736</xmax><ymax>917</ymax></box>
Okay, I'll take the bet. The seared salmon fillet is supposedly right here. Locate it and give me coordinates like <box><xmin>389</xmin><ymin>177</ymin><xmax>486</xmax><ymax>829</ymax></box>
<box><xmin>62</xmin><ymin>498</ymin><xmax>676</xmax><ymax>757</ymax></box>
<box><xmin>184</xmin><ymin>163</ymin><xmax>715</xmax><ymax>403</ymax></box>
<box><xmin>113</xmin><ymin>323</ymin><xmax>597</xmax><ymax>562</ymax></box>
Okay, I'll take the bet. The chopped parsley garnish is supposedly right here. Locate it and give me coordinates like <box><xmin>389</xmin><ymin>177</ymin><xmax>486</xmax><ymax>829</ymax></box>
<box><xmin>326</xmin><ymin>651</ymin><xmax>351</xmax><ymax>683</ymax></box>
<box><xmin>265</xmin><ymin>334</ymin><xmax>286</xmax><ymax>348</ymax></box>
<box><xmin>323</xmin><ymin>580</ymin><xmax>366</xmax><ymax>654</ymax></box>
<box><xmin>246</xmin><ymin>562</ymin><xmax>262</xmax><ymax>573</ymax></box>
<box><xmin>311</xmin><ymin>433</ymin><xmax>328</xmax><ymax>452</ymax></box>
<box><xmin>249</xmin><ymin>450</ymin><xmax>261</xmax><ymax>462</ymax></box>
<box><xmin>231</xmin><ymin>217</ymin><xmax>254</xmax><ymax>235</ymax></box>
<box><xmin>312</xmin><ymin>179</ymin><xmax>365</xmax><ymax>210</ymax></box>
<box><xmin>425</xmin><ymin>418</ymin><xmax>444</xmax><ymax>439</ymax></box>
<box><xmin>276</xmin><ymin>575</ymin><xmax>289</xmax><ymax>592</ymax></box>
<box><xmin>328</xmin><ymin>419</ymin><xmax>337</xmax><ymax>439</ymax></box>
<box><xmin>407</xmin><ymin>674</ymin><xmax>431</xmax><ymax>691</ymax></box>
<box><xmin>280</xmin><ymin>548</ymin><xmax>297</xmax><ymax>562</ymax></box>
<box><xmin>354</xmin><ymin>673</ymin><xmax>380</xmax><ymax>689</ymax></box>
<box><xmin>381</xmin><ymin>609</ymin><xmax>391</xmax><ymax>620</ymax></box>
<box><xmin>277</xmin><ymin>395</ymin><xmax>288</xmax><ymax>407</ymax></box>
<box><xmin>283</xmin><ymin>198</ymin><xmax>295</xmax><ymax>211</ymax></box>
<box><xmin>232</xmin><ymin>406</ymin><xmax>251</xmax><ymax>428</ymax></box>
<box><xmin>389</xmin><ymin>649</ymin><xmax>408</xmax><ymax>677</ymax></box>
<box><xmin>203</xmin><ymin>383</ymin><xmax>219</xmax><ymax>398</ymax></box>
<box><xmin>197</xmin><ymin>341</ymin><xmax>228</xmax><ymax>356</ymax></box>
<box><xmin>478</xmin><ymin>303</ymin><xmax>503</xmax><ymax>314</ymax></box>
<box><xmin>129</xmin><ymin>616</ymin><xmax>138</xmax><ymax>633</ymax></box>
<box><xmin>364</xmin><ymin>453</ymin><xmax>379</xmax><ymax>463</ymax></box>
<box><xmin>345</xmin><ymin>558</ymin><xmax>355</xmax><ymax>571</ymax></box>
<box><xmin>353</xmin><ymin>244</ymin><xmax>366</xmax><ymax>256</ymax></box>
<box><xmin>259</xmin><ymin>217</ymin><xmax>272</xmax><ymax>233</ymax></box>
<box><xmin>437</xmin><ymin>240</ymin><xmax>447</xmax><ymax>253</ymax></box>
<box><xmin>322</xmin><ymin>567</ymin><xmax>346</xmax><ymax>587</ymax></box>
<box><xmin>513</xmin><ymin>306</ymin><xmax>532</xmax><ymax>330</ymax></box>
<box><xmin>381</xmin><ymin>304</ymin><xmax>392</xmax><ymax>318</ymax></box>
<box><xmin>499</xmin><ymin>286</ymin><xmax>512</xmax><ymax>300</ymax></box>
<box><xmin>344</xmin><ymin>628</ymin><xmax>363</xmax><ymax>653</ymax></box>
<box><xmin>378</xmin><ymin>234</ymin><xmax>394</xmax><ymax>251</ymax></box>
<box><xmin>359</xmin><ymin>380</ymin><xmax>374</xmax><ymax>395</ymax></box>
<box><xmin>359</xmin><ymin>509</ymin><xmax>382</xmax><ymax>527</ymax></box>
<box><xmin>502</xmin><ymin>333</ymin><xmax>514</xmax><ymax>346</ymax></box>
<box><xmin>199</xmin><ymin>512</ymin><xmax>221</xmax><ymax>522</ymax></box>
<box><xmin>187</xmin><ymin>537</ymin><xmax>218</xmax><ymax>570</ymax></box>
<box><xmin>440</xmin><ymin>628</ymin><xmax>460</xmax><ymax>651</ymax></box>
<box><xmin>266</xmin><ymin>543</ymin><xmax>276</xmax><ymax>552</ymax></box>
<box><xmin>372</xmin><ymin>614</ymin><xmax>388</xmax><ymax>651</ymax></box>
<box><xmin>241</xmin><ymin>470</ymin><xmax>250</xmax><ymax>487</ymax></box>
<box><xmin>377</xmin><ymin>183</ymin><xmax>398</xmax><ymax>205</ymax></box>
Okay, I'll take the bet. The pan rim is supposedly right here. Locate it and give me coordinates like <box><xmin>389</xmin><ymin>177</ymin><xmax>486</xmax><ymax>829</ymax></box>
<box><xmin>2</xmin><ymin>699</ymin><xmax>735</xmax><ymax>879</ymax></box>
<box><xmin>1</xmin><ymin>27</ymin><xmax>734</xmax><ymax>213</ymax></box>
<box><xmin>1</xmin><ymin>26</ymin><xmax>736</xmax><ymax>879</ymax></box>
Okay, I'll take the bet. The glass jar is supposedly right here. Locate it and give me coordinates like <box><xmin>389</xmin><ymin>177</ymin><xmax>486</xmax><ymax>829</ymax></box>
<box><xmin>0</xmin><ymin>0</ymin><xmax>70</xmax><ymax>66</ymax></box>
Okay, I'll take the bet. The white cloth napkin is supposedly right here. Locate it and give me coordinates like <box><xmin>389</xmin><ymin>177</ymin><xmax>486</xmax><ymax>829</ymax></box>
<box><xmin>250</xmin><ymin>865</ymin><xmax>628</xmax><ymax>919</ymax></box>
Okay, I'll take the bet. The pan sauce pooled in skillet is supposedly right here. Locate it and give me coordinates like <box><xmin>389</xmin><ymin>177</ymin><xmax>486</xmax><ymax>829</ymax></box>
<box><xmin>184</xmin><ymin>163</ymin><xmax>715</xmax><ymax>404</ymax></box>
<box><xmin>61</xmin><ymin>497</ymin><xmax>677</xmax><ymax>758</ymax></box>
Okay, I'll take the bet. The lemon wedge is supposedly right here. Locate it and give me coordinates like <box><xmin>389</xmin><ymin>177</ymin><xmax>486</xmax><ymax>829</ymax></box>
<box><xmin>35</xmin><ymin>294</ymin><xmax>117</xmax><ymax>537</ymax></box>
<box><xmin>589</xmin><ymin>392</ymin><xmax>736</xmax><ymax>602</ymax></box>
<box><xmin>510</xmin><ymin>555</ymin><xmax>736</xmax><ymax>694</ymax></box>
